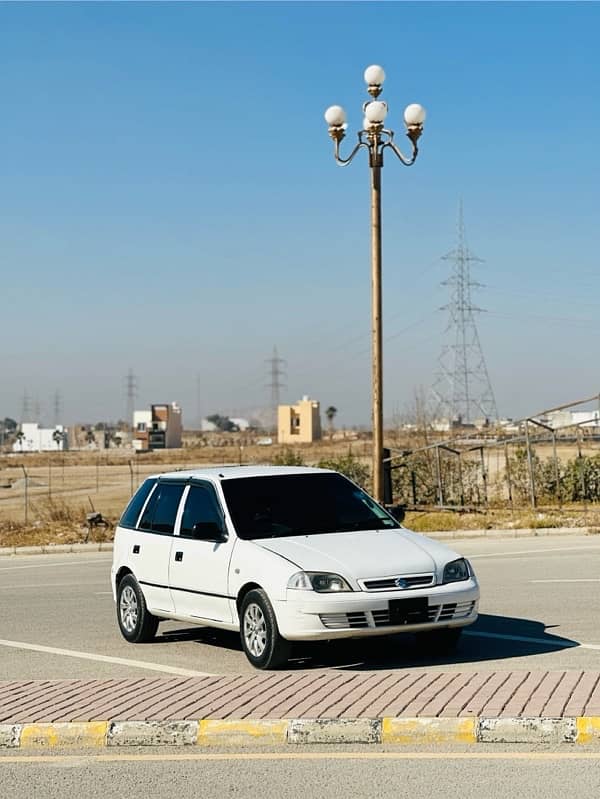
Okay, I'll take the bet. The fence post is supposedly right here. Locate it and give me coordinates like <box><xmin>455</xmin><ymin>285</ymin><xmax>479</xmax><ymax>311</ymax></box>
<box><xmin>435</xmin><ymin>446</ymin><xmax>444</xmax><ymax>507</ymax></box>
<box><xmin>479</xmin><ymin>447</ymin><xmax>488</xmax><ymax>509</ymax></box>
<box><xmin>457</xmin><ymin>452</ymin><xmax>465</xmax><ymax>508</ymax></box>
<box><xmin>551</xmin><ymin>431</ymin><xmax>562</xmax><ymax>509</ymax></box>
<box><xmin>576</xmin><ymin>428</ymin><xmax>587</xmax><ymax>511</ymax></box>
<box><xmin>524</xmin><ymin>420</ymin><xmax>537</xmax><ymax>509</ymax></box>
<box><xmin>129</xmin><ymin>460</ymin><xmax>134</xmax><ymax>497</ymax></box>
<box><xmin>411</xmin><ymin>470</ymin><xmax>417</xmax><ymax>505</ymax></box>
<box><xmin>48</xmin><ymin>454</ymin><xmax>51</xmax><ymax>499</ymax></box>
<box><xmin>504</xmin><ymin>442</ymin><xmax>514</xmax><ymax>512</ymax></box>
<box><xmin>21</xmin><ymin>464</ymin><xmax>28</xmax><ymax>525</ymax></box>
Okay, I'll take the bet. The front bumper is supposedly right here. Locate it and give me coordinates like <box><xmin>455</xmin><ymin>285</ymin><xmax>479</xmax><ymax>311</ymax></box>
<box><xmin>273</xmin><ymin>578</ymin><xmax>480</xmax><ymax>641</ymax></box>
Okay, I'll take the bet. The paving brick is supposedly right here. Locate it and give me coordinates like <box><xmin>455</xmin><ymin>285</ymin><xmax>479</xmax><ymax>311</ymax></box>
<box><xmin>282</xmin><ymin>673</ymin><xmax>361</xmax><ymax>718</ymax></box>
<box><xmin>476</xmin><ymin>672</ymin><xmax>530</xmax><ymax>718</ymax></box>
<box><xmin>419</xmin><ymin>672</ymin><xmax>482</xmax><ymax>717</ymax></box>
<box><xmin>491</xmin><ymin>672</ymin><xmax>543</xmax><ymax>717</ymax></box>
<box><xmin>400</xmin><ymin>672</ymin><xmax>455</xmax><ymax>716</ymax></box>
<box><xmin>378</xmin><ymin>671</ymin><xmax>446</xmax><ymax>717</ymax></box>
<box><xmin>438</xmin><ymin>672</ymin><xmax>491</xmax><ymax>717</ymax></box>
<box><xmin>565</xmin><ymin>672</ymin><xmax>600</xmax><ymax>716</ymax></box>
<box><xmin>520</xmin><ymin>671</ymin><xmax>565</xmax><ymax>717</ymax></box>
<box><xmin>542</xmin><ymin>670</ymin><xmax>583</xmax><ymax>717</ymax></box>
<box><xmin>583</xmin><ymin>674</ymin><xmax>600</xmax><ymax>716</ymax></box>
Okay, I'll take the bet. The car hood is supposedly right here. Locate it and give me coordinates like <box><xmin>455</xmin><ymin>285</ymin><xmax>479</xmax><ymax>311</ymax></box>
<box><xmin>256</xmin><ymin>528</ymin><xmax>458</xmax><ymax>581</ymax></box>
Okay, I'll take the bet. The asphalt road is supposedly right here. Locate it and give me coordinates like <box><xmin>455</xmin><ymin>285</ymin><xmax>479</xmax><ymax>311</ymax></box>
<box><xmin>2</xmin><ymin>745</ymin><xmax>600</xmax><ymax>799</ymax></box>
<box><xmin>1</xmin><ymin>535</ymin><xmax>599</xmax><ymax>678</ymax></box>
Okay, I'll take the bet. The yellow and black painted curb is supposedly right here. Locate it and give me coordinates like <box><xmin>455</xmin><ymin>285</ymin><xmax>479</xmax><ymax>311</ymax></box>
<box><xmin>2</xmin><ymin>717</ymin><xmax>600</xmax><ymax>748</ymax></box>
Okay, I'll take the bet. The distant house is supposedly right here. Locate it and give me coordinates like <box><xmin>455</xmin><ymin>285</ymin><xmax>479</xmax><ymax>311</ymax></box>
<box><xmin>133</xmin><ymin>403</ymin><xmax>182</xmax><ymax>451</ymax></box>
<box><xmin>12</xmin><ymin>423</ymin><xmax>67</xmax><ymax>453</ymax></box>
<box><xmin>278</xmin><ymin>396</ymin><xmax>322</xmax><ymax>444</ymax></box>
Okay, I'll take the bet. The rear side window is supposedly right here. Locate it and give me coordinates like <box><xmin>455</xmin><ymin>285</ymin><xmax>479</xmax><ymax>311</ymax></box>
<box><xmin>147</xmin><ymin>482</ymin><xmax>185</xmax><ymax>535</ymax></box>
<box><xmin>120</xmin><ymin>479</ymin><xmax>157</xmax><ymax>529</ymax></box>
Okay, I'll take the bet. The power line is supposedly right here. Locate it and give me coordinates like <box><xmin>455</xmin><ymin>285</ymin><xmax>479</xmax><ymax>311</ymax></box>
<box><xmin>432</xmin><ymin>201</ymin><xmax>498</xmax><ymax>424</ymax></box>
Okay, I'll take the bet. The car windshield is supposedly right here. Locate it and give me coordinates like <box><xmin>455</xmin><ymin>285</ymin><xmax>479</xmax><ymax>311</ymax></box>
<box><xmin>221</xmin><ymin>473</ymin><xmax>400</xmax><ymax>540</ymax></box>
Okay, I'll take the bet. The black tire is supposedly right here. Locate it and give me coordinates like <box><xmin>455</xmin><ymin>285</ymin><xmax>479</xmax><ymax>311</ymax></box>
<box><xmin>116</xmin><ymin>574</ymin><xmax>159</xmax><ymax>643</ymax></box>
<box><xmin>415</xmin><ymin>627</ymin><xmax>462</xmax><ymax>654</ymax></box>
<box><xmin>239</xmin><ymin>589</ymin><xmax>290</xmax><ymax>670</ymax></box>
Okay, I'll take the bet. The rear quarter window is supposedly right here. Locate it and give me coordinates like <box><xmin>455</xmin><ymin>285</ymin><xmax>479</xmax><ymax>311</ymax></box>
<box><xmin>119</xmin><ymin>479</ymin><xmax>157</xmax><ymax>529</ymax></box>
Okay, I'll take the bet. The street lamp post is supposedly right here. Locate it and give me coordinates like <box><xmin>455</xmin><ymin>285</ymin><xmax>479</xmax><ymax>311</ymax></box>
<box><xmin>324</xmin><ymin>65</ymin><xmax>426</xmax><ymax>503</ymax></box>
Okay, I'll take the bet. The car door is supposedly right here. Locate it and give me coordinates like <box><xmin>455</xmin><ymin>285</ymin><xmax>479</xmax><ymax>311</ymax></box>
<box><xmin>133</xmin><ymin>479</ymin><xmax>185</xmax><ymax>614</ymax></box>
<box><xmin>169</xmin><ymin>480</ymin><xmax>235</xmax><ymax>623</ymax></box>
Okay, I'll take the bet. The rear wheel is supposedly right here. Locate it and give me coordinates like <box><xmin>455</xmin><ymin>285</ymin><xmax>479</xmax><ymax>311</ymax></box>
<box><xmin>117</xmin><ymin>574</ymin><xmax>159</xmax><ymax>643</ymax></box>
<box><xmin>415</xmin><ymin>627</ymin><xmax>462</xmax><ymax>654</ymax></box>
<box><xmin>240</xmin><ymin>589</ymin><xmax>290</xmax><ymax>670</ymax></box>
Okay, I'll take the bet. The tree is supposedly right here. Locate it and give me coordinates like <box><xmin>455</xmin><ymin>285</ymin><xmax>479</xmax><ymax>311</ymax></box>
<box><xmin>325</xmin><ymin>406</ymin><xmax>338</xmax><ymax>439</ymax></box>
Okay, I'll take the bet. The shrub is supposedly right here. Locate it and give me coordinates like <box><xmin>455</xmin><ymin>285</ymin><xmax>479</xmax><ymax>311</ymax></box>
<box><xmin>317</xmin><ymin>454</ymin><xmax>370</xmax><ymax>490</ymax></box>
<box><xmin>271</xmin><ymin>448</ymin><xmax>305</xmax><ymax>467</ymax></box>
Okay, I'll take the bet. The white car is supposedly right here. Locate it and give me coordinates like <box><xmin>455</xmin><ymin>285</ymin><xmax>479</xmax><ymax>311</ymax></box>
<box><xmin>111</xmin><ymin>466</ymin><xmax>479</xmax><ymax>669</ymax></box>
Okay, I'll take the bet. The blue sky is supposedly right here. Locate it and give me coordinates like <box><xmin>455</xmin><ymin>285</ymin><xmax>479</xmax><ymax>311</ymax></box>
<box><xmin>1</xmin><ymin>1</ymin><xmax>599</xmax><ymax>427</ymax></box>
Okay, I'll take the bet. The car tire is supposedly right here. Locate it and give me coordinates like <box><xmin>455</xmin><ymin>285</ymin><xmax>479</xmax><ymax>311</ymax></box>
<box><xmin>415</xmin><ymin>627</ymin><xmax>462</xmax><ymax>654</ymax></box>
<box><xmin>240</xmin><ymin>589</ymin><xmax>290</xmax><ymax>670</ymax></box>
<box><xmin>117</xmin><ymin>574</ymin><xmax>159</xmax><ymax>643</ymax></box>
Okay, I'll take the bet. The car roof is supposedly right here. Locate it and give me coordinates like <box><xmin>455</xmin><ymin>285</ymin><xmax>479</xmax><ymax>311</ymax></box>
<box><xmin>144</xmin><ymin>465</ymin><xmax>336</xmax><ymax>482</ymax></box>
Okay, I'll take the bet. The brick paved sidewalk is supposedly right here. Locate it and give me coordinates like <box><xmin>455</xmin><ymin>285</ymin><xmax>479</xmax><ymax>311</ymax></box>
<box><xmin>2</xmin><ymin>671</ymin><xmax>600</xmax><ymax>724</ymax></box>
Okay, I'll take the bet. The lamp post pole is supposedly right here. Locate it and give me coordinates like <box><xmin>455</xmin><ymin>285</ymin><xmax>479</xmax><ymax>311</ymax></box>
<box><xmin>370</xmin><ymin>160</ymin><xmax>384</xmax><ymax>501</ymax></box>
<box><xmin>325</xmin><ymin>66</ymin><xmax>426</xmax><ymax>502</ymax></box>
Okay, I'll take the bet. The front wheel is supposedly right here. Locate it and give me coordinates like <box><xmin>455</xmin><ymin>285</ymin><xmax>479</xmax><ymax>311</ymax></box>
<box><xmin>117</xmin><ymin>574</ymin><xmax>159</xmax><ymax>643</ymax></box>
<box><xmin>415</xmin><ymin>627</ymin><xmax>462</xmax><ymax>654</ymax></box>
<box><xmin>240</xmin><ymin>589</ymin><xmax>290</xmax><ymax>670</ymax></box>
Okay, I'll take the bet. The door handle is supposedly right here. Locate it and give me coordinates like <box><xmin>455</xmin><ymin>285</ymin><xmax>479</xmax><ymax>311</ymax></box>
<box><xmin>133</xmin><ymin>545</ymin><xmax>140</xmax><ymax>555</ymax></box>
<box><xmin>175</xmin><ymin>551</ymin><xmax>183</xmax><ymax>562</ymax></box>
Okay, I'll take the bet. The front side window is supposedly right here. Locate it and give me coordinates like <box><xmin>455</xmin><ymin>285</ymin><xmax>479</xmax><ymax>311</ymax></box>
<box><xmin>221</xmin><ymin>473</ymin><xmax>399</xmax><ymax>540</ymax></box>
<box><xmin>120</xmin><ymin>479</ymin><xmax>156</xmax><ymax>529</ymax></box>
<box><xmin>180</xmin><ymin>483</ymin><xmax>224</xmax><ymax>538</ymax></box>
<box><xmin>150</xmin><ymin>482</ymin><xmax>185</xmax><ymax>535</ymax></box>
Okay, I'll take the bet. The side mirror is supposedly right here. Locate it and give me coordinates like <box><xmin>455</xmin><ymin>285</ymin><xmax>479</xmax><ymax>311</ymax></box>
<box><xmin>388</xmin><ymin>504</ymin><xmax>405</xmax><ymax>523</ymax></box>
<box><xmin>191</xmin><ymin>521</ymin><xmax>228</xmax><ymax>542</ymax></box>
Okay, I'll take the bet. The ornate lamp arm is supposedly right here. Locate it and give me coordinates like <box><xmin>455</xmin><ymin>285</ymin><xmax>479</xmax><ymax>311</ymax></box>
<box><xmin>382</xmin><ymin>128</ymin><xmax>421</xmax><ymax>166</ymax></box>
<box><xmin>330</xmin><ymin>132</ymin><xmax>368</xmax><ymax>166</ymax></box>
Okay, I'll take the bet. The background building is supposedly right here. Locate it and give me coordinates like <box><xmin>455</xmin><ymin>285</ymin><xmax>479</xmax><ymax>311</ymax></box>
<box><xmin>12</xmin><ymin>423</ymin><xmax>67</xmax><ymax>453</ymax></box>
<box><xmin>133</xmin><ymin>402</ymin><xmax>182</xmax><ymax>451</ymax></box>
<box><xmin>278</xmin><ymin>396</ymin><xmax>321</xmax><ymax>444</ymax></box>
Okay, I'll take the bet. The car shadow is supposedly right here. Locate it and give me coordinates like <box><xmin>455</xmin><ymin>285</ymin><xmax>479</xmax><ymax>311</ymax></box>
<box><xmin>286</xmin><ymin>613</ymin><xmax>580</xmax><ymax>671</ymax></box>
<box><xmin>156</xmin><ymin>625</ymin><xmax>243</xmax><ymax>652</ymax></box>
<box><xmin>150</xmin><ymin>613</ymin><xmax>579</xmax><ymax>671</ymax></box>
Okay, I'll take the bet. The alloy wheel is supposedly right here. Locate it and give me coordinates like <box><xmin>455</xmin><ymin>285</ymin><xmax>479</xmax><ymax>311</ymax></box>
<box><xmin>120</xmin><ymin>585</ymin><xmax>139</xmax><ymax>633</ymax></box>
<box><xmin>244</xmin><ymin>602</ymin><xmax>268</xmax><ymax>657</ymax></box>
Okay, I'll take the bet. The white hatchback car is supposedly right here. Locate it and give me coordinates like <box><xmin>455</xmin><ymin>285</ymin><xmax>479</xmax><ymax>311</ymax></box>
<box><xmin>111</xmin><ymin>466</ymin><xmax>479</xmax><ymax>669</ymax></box>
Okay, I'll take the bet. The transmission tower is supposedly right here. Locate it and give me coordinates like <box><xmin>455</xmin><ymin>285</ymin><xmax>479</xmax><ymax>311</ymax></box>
<box><xmin>124</xmin><ymin>369</ymin><xmax>138</xmax><ymax>430</ymax></box>
<box><xmin>265</xmin><ymin>346</ymin><xmax>286</xmax><ymax>425</ymax></box>
<box><xmin>21</xmin><ymin>390</ymin><xmax>31</xmax><ymax>424</ymax></box>
<box><xmin>432</xmin><ymin>203</ymin><xmax>498</xmax><ymax>425</ymax></box>
<box><xmin>53</xmin><ymin>390</ymin><xmax>62</xmax><ymax>427</ymax></box>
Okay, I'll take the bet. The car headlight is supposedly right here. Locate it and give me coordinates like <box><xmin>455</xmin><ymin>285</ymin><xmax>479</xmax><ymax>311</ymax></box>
<box><xmin>287</xmin><ymin>571</ymin><xmax>353</xmax><ymax>593</ymax></box>
<box><xmin>442</xmin><ymin>558</ymin><xmax>470</xmax><ymax>584</ymax></box>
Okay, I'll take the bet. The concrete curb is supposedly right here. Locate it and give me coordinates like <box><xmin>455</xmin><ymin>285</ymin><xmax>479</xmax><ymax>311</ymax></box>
<box><xmin>0</xmin><ymin>542</ymin><xmax>113</xmax><ymax>557</ymax></box>
<box><xmin>0</xmin><ymin>528</ymin><xmax>595</xmax><ymax>557</ymax></box>
<box><xmin>3</xmin><ymin>717</ymin><xmax>600</xmax><ymax>748</ymax></box>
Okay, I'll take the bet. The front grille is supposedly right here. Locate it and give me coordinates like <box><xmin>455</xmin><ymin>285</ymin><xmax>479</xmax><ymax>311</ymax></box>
<box><xmin>361</xmin><ymin>574</ymin><xmax>435</xmax><ymax>591</ymax></box>
<box><xmin>319</xmin><ymin>601</ymin><xmax>476</xmax><ymax>630</ymax></box>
